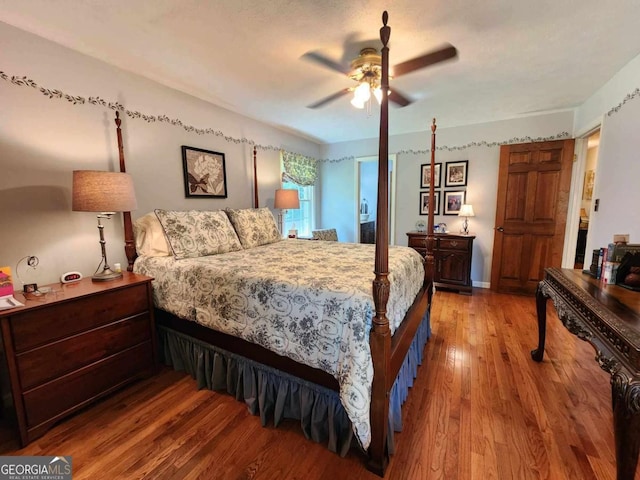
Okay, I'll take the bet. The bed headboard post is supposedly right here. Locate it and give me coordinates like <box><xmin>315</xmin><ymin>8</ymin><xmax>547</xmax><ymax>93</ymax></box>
<box><xmin>115</xmin><ymin>111</ymin><xmax>137</xmax><ymax>271</ymax></box>
<box><xmin>368</xmin><ymin>10</ymin><xmax>391</xmax><ymax>476</ymax></box>
<box><xmin>424</xmin><ymin>119</ymin><xmax>437</xmax><ymax>293</ymax></box>
<box><xmin>253</xmin><ymin>146</ymin><xmax>259</xmax><ymax>208</ymax></box>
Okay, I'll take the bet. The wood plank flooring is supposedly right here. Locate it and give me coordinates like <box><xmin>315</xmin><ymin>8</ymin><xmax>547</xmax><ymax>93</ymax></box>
<box><xmin>1</xmin><ymin>288</ymin><xmax>637</xmax><ymax>479</ymax></box>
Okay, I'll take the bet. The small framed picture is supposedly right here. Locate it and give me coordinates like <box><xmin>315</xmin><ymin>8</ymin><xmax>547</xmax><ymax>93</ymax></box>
<box><xmin>420</xmin><ymin>163</ymin><xmax>441</xmax><ymax>189</ymax></box>
<box><xmin>181</xmin><ymin>145</ymin><xmax>228</xmax><ymax>198</ymax></box>
<box><xmin>444</xmin><ymin>190</ymin><xmax>466</xmax><ymax>215</ymax></box>
<box><xmin>419</xmin><ymin>191</ymin><xmax>440</xmax><ymax>216</ymax></box>
<box><xmin>445</xmin><ymin>160</ymin><xmax>468</xmax><ymax>187</ymax></box>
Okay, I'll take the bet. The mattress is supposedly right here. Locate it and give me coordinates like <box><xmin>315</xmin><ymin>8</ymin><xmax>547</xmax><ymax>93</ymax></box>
<box><xmin>134</xmin><ymin>239</ymin><xmax>425</xmax><ymax>448</ymax></box>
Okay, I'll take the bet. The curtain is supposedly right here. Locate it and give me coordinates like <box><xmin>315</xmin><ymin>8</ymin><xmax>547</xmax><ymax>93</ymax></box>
<box><xmin>281</xmin><ymin>151</ymin><xmax>318</xmax><ymax>186</ymax></box>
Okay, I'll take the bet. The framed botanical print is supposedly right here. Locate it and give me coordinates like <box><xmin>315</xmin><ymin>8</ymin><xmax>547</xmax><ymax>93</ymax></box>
<box><xmin>420</xmin><ymin>163</ymin><xmax>441</xmax><ymax>189</ymax></box>
<box><xmin>443</xmin><ymin>190</ymin><xmax>466</xmax><ymax>215</ymax></box>
<box><xmin>181</xmin><ymin>145</ymin><xmax>228</xmax><ymax>198</ymax></box>
<box><xmin>419</xmin><ymin>190</ymin><xmax>440</xmax><ymax>216</ymax></box>
<box><xmin>445</xmin><ymin>160</ymin><xmax>468</xmax><ymax>187</ymax></box>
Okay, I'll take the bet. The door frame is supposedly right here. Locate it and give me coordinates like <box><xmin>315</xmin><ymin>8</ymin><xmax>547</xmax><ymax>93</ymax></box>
<box><xmin>561</xmin><ymin>120</ymin><xmax>602</xmax><ymax>268</ymax></box>
<box><xmin>354</xmin><ymin>154</ymin><xmax>397</xmax><ymax>244</ymax></box>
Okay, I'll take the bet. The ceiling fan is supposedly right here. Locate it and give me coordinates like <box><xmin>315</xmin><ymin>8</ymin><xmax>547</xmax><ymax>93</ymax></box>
<box><xmin>304</xmin><ymin>43</ymin><xmax>458</xmax><ymax>109</ymax></box>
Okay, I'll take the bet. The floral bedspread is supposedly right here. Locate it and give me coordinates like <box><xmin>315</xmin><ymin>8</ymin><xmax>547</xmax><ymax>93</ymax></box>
<box><xmin>134</xmin><ymin>239</ymin><xmax>425</xmax><ymax>448</ymax></box>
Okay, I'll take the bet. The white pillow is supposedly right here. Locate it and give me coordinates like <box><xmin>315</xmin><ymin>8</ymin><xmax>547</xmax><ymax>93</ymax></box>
<box><xmin>133</xmin><ymin>212</ymin><xmax>171</xmax><ymax>257</ymax></box>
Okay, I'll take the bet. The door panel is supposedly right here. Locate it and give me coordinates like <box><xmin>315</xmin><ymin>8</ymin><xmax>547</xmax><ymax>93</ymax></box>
<box><xmin>528</xmin><ymin>235</ymin><xmax>553</xmax><ymax>281</ymax></box>
<box><xmin>505</xmin><ymin>173</ymin><xmax>528</xmax><ymax>220</ymax></box>
<box><xmin>533</xmin><ymin>171</ymin><xmax>560</xmax><ymax>221</ymax></box>
<box><xmin>491</xmin><ymin>139</ymin><xmax>575</xmax><ymax>295</ymax></box>
<box><xmin>500</xmin><ymin>234</ymin><xmax>524</xmax><ymax>279</ymax></box>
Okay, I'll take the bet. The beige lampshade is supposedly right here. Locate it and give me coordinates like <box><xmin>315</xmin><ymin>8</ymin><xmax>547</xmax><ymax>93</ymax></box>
<box><xmin>72</xmin><ymin>170</ymin><xmax>138</xmax><ymax>212</ymax></box>
<box><xmin>458</xmin><ymin>204</ymin><xmax>475</xmax><ymax>217</ymax></box>
<box><xmin>274</xmin><ymin>188</ymin><xmax>300</xmax><ymax>209</ymax></box>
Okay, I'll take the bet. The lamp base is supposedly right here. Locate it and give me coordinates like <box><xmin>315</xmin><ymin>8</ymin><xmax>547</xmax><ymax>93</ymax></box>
<box><xmin>92</xmin><ymin>268</ymin><xmax>123</xmax><ymax>282</ymax></box>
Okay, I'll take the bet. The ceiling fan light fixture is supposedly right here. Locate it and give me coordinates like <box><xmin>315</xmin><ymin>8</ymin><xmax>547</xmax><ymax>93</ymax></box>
<box><xmin>354</xmin><ymin>82</ymin><xmax>371</xmax><ymax>102</ymax></box>
<box><xmin>350</xmin><ymin>96</ymin><xmax>365</xmax><ymax>109</ymax></box>
<box><xmin>373</xmin><ymin>86</ymin><xmax>382</xmax><ymax>104</ymax></box>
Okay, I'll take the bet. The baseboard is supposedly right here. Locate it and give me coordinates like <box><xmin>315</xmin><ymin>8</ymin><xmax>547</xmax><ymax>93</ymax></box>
<box><xmin>473</xmin><ymin>281</ymin><xmax>490</xmax><ymax>289</ymax></box>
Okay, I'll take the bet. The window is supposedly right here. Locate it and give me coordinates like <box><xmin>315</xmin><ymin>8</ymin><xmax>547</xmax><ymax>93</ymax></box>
<box><xmin>282</xmin><ymin>181</ymin><xmax>314</xmax><ymax>238</ymax></box>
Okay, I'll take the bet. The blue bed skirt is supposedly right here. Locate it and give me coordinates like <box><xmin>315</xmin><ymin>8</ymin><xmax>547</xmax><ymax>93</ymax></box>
<box><xmin>157</xmin><ymin>309</ymin><xmax>431</xmax><ymax>456</ymax></box>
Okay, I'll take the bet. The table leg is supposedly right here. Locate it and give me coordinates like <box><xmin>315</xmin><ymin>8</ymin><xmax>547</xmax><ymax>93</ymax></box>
<box><xmin>612</xmin><ymin>377</ymin><xmax>640</xmax><ymax>480</ymax></box>
<box><xmin>531</xmin><ymin>282</ymin><xmax>547</xmax><ymax>362</ymax></box>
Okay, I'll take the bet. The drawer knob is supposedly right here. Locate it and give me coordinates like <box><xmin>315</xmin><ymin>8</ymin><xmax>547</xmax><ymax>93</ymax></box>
<box><xmin>450</xmin><ymin>241</ymin><xmax>458</xmax><ymax>247</ymax></box>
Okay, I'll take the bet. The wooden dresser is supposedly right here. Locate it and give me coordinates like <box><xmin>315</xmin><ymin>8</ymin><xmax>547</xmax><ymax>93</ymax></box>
<box><xmin>360</xmin><ymin>221</ymin><xmax>376</xmax><ymax>244</ymax></box>
<box><xmin>406</xmin><ymin>231</ymin><xmax>475</xmax><ymax>294</ymax></box>
<box><xmin>0</xmin><ymin>272</ymin><xmax>156</xmax><ymax>446</ymax></box>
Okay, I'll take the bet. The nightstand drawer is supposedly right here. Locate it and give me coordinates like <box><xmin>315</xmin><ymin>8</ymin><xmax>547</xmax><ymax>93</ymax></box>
<box><xmin>407</xmin><ymin>236</ymin><xmax>427</xmax><ymax>249</ymax></box>
<box><xmin>23</xmin><ymin>341</ymin><xmax>154</xmax><ymax>429</ymax></box>
<box><xmin>17</xmin><ymin>313</ymin><xmax>151</xmax><ymax>390</ymax></box>
<box><xmin>438</xmin><ymin>237</ymin><xmax>471</xmax><ymax>251</ymax></box>
<box><xmin>11</xmin><ymin>284</ymin><xmax>149</xmax><ymax>352</ymax></box>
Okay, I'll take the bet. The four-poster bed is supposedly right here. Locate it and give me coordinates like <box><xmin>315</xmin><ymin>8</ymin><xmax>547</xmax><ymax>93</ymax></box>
<box><xmin>117</xmin><ymin>12</ymin><xmax>437</xmax><ymax>476</ymax></box>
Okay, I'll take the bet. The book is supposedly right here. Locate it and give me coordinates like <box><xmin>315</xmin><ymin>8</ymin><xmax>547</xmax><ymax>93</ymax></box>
<box><xmin>0</xmin><ymin>267</ymin><xmax>25</xmax><ymax>310</ymax></box>
<box><xmin>601</xmin><ymin>261</ymin><xmax>620</xmax><ymax>285</ymax></box>
<box><xmin>596</xmin><ymin>248</ymin><xmax>606</xmax><ymax>279</ymax></box>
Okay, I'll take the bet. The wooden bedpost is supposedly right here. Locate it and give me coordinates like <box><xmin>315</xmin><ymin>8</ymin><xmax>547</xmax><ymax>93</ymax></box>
<box><xmin>253</xmin><ymin>145</ymin><xmax>259</xmax><ymax>208</ymax></box>
<box><xmin>425</xmin><ymin>119</ymin><xmax>437</xmax><ymax>302</ymax></box>
<box><xmin>368</xmin><ymin>10</ymin><xmax>391</xmax><ymax>476</ymax></box>
<box><xmin>115</xmin><ymin>111</ymin><xmax>136</xmax><ymax>272</ymax></box>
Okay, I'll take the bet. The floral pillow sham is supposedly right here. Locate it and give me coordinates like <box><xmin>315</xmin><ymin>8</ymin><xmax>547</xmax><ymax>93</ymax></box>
<box><xmin>225</xmin><ymin>207</ymin><xmax>281</xmax><ymax>249</ymax></box>
<box><xmin>154</xmin><ymin>209</ymin><xmax>243</xmax><ymax>259</ymax></box>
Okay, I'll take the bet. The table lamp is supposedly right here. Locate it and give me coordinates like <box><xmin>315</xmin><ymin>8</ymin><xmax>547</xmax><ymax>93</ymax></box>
<box><xmin>72</xmin><ymin>170</ymin><xmax>137</xmax><ymax>281</ymax></box>
<box><xmin>274</xmin><ymin>188</ymin><xmax>300</xmax><ymax>235</ymax></box>
<box><xmin>458</xmin><ymin>204</ymin><xmax>475</xmax><ymax>235</ymax></box>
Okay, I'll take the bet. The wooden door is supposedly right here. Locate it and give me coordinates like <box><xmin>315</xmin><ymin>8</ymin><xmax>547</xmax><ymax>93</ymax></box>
<box><xmin>491</xmin><ymin>139</ymin><xmax>575</xmax><ymax>295</ymax></box>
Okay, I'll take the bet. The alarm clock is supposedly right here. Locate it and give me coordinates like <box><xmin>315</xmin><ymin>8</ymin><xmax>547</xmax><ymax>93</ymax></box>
<box><xmin>60</xmin><ymin>271</ymin><xmax>83</xmax><ymax>284</ymax></box>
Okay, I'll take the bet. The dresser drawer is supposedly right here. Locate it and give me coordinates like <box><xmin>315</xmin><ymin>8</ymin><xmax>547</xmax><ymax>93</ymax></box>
<box><xmin>23</xmin><ymin>341</ymin><xmax>154</xmax><ymax>429</ymax></box>
<box><xmin>17</xmin><ymin>313</ymin><xmax>151</xmax><ymax>390</ymax></box>
<box><xmin>10</xmin><ymin>284</ymin><xmax>149</xmax><ymax>352</ymax></box>
<box><xmin>407</xmin><ymin>236</ymin><xmax>426</xmax><ymax>249</ymax></box>
<box><xmin>438</xmin><ymin>237</ymin><xmax>471</xmax><ymax>251</ymax></box>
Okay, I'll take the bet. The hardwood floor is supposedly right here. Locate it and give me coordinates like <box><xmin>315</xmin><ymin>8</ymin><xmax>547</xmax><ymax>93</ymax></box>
<box><xmin>1</xmin><ymin>289</ymin><xmax>636</xmax><ymax>479</ymax></box>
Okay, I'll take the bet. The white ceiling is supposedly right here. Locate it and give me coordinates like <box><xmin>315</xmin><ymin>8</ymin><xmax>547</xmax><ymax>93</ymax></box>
<box><xmin>2</xmin><ymin>0</ymin><xmax>640</xmax><ymax>144</ymax></box>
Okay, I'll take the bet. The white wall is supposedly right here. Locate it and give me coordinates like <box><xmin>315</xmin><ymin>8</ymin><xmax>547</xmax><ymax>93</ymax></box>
<box><xmin>573</xmin><ymin>54</ymin><xmax>640</xmax><ymax>261</ymax></box>
<box><xmin>582</xmin><ymin>99</ymin><xmax>640</xmax><ymax>259</ymax></box>
<box><xmin>321</xmin><ymin>111</ymin><xmax>575</xmax><ymax>287</ymax></box>
<box><xmin>0</xmin><ymin>22</ymin><xmax>321</xmax><ymax>285</ymax></box>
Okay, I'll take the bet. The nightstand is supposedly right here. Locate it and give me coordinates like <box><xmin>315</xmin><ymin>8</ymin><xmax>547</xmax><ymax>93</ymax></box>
<box><xmin>0</xmin><ymin>272</ymin><xmax>156</xmax><ymax>446</ymax></box>
<box><xmin>407</xmin><ymin>231</ymin><xmax>475</xmax><ymax>294</ymax></box>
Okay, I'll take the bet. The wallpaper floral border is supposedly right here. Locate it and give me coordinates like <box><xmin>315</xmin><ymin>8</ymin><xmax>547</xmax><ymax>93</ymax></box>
<box><xmin>0</xmin><ymin>70</ymin><xmax>281</xmax><ymax>153</ymax></box>
<box><xmin>1</xmin><ymin>69</ymin><xmax>638</xmax><ymax>163</ymax></box>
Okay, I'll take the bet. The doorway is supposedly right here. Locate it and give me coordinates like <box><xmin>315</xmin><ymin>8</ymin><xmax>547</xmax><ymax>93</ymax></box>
<box><xmin>573</xmin><ymin>130</ymin><xmax>600</xmax><ymax>269</ymax></box>
<box><xmin>355</xmin><ymin>155</ymin><xmax>396</xmax><ymax>244</ymax></box>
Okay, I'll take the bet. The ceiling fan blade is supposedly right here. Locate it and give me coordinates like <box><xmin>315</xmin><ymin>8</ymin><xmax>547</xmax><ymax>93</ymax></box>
<box><xmin>392</xmin><ymin>44</ymin><xmax>458</xmax><ymax>77</ymax></box>
<box><xmin>301</xmin><ymin>51</ymin><xmax>351</xmax><ymax>75</ymax></box>
<box><xmin>307</xmin><ymin>88</ymin><xmax>351</xmax><ymax>109</ymax></box>
<box><xmin>389</xmin><ymin>88</ymin><xmax>412</xmax><ymax>107</ymax></box>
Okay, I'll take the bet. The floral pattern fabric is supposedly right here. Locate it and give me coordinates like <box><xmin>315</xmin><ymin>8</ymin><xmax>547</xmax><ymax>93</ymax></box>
<box><xmin>281</xmin><ymin>151</ymin><xmax>318</xmax><ymax>186</ymax></box>
<box><xmin>312</xmin><ymin>229</ymin><xmax>338</xmax><ymax>241</ymax></box>
<box><xmin>225</xmin><ymin>207</ymin><xmax>281</xmax><ymax>249</ymax></box>
<box><xmin>154</xmin><ymin>209</ymin><xmax>242</xmax><ymax>259</ymax></box>
<box><xmin>134</xmin><ymin>239</ymin><xmax>425</xmax><ymax>449</ymax></box>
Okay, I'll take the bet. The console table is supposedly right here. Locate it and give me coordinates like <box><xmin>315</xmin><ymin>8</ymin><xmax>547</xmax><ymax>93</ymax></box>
<box><xmin>533</xmin><ymin>268</ymin><xmax>640</xmax><ymax>480</ymax></box>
